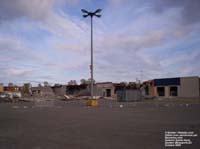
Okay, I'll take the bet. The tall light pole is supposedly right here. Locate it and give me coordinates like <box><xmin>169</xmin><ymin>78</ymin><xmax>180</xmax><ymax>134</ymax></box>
<box><xmin>81</xmin><ymin>9</ymin><xmax>101</xmax><ymax>99</ymax></box>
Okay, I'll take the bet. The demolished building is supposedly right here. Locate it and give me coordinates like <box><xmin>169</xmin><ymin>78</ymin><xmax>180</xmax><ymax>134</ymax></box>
<box><xmin>95</xmin><ymin>82</ymin><xmax>116</xmax><ymax>98</ymax></box>
<box><xmin>52</xmin><ymin>84</ymin><xmax>67</xmax><ymax>96</ymax></box>
<box><xmin>31</xmin><ymin>86</ymin><xmax>55</xmax><ymax>97</ymax></box>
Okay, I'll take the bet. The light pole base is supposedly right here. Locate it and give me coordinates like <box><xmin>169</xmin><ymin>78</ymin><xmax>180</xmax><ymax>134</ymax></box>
<box><xmin>86</xmin><ymin>99</ymin><xmax>98</xmax><ymax>106</ymax></box>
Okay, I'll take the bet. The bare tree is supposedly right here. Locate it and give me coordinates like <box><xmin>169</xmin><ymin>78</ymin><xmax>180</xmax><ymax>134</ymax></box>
<box><xmin>68</xmin><ymin>80</ymin><xmax>77</xmax><ymax>85</ymax></box>
<box><xmin>80</xmin><ymin>78</ymin><xmax>95</xmax><ymax>85</ymax></box>
<box><xmin>43</xmin><ymin>81</ymin><xmax>49</xmax><ymax>87</ymax></box>
<box><xmin>80</xmin><ymin>79</ymin><xmax>87</xmax><ymax>85</ymax></box>
<box><xmin>8</xmin><ymin>82</ymin><xmax>14</xmax><ymax>86</ymax></box>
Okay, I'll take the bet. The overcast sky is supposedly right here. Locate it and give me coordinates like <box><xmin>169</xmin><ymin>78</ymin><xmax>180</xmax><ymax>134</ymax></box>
<box><xmin>0</xmin><ymin>0</ymin><xmax>200</xmax><ymax>85</ymax></box>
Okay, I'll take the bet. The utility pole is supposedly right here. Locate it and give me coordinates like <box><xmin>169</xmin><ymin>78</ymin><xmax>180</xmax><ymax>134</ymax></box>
<box><xmin>81</xmin><ymin>9</ymin><xmax>101</xmax><ymax>99</ymax></box>
<box><xmin>90</xmin><ymin>15</ymin><xmax>93</xmax><ymax>98</ymax></box>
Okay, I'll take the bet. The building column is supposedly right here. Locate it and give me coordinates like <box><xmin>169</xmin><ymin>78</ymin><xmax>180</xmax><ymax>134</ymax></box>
<box><xmin>165</xmin><ymin>86</ymin><xmax>169</xmax><ymax>98</ymax></box>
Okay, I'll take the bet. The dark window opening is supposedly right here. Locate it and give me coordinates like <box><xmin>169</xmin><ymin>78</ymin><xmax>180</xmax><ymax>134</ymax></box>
<box><xmin>157</xmin><ymin>87</ymin><xmax>165</xmax><ymax>96</ymax></box>
<box><xmin>170</xmin><ymin>86</ymin><xmax>178</xmax><ymax>96</ymax></box>
<box><xmin>106</xmin><ymin>89</ymin><xmax>111</xmax><ymax>97</ymax></box>
<box><xmin>145</xmin><ymin>85</ymin><xmax>149</xmax><ymax>95</ymax></box>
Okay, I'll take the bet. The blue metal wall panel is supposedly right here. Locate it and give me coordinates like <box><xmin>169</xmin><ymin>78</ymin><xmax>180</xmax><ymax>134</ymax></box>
<box><xmin>117</xmin><ymin>90</ymin><xmax>126</xmax><ymax>102</ymax></box>
<box><xmin>154</xmin><ymin>78</ymin><xmax>180</xmax><ymax>86</ymax></box>
<box><xmin>117</xmin><ymin>89</ymin><xmax>142</xmax><ymax>102</ymax></box>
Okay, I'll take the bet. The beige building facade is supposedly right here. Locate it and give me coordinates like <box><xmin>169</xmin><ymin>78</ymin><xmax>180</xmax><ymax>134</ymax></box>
<box><xmin>95</xmin><ymin>82</ymin><xmax>116</xmax><ymax>97</ymax></box>
<box><xmin>0</xmin><ymin>85</ymin><xmax>3</xmax><ymax>92</ymax></box>
<box><xmin>145</xmin><ymin>76</ymin><xmax>199</xmax><ymax>98</ymax></box>
<box><xmin>180</xmin><ymin>77</ymin><xmax>199</xmax><ymax>97</ymax></box>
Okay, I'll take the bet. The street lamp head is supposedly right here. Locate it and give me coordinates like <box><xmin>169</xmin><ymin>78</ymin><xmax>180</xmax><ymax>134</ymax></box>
<box><xmin>94</xmin><ymin>9</ymin><xmax>102</xmax><ymax>14</ymax></box>
<box><xmin>81</xmin><ymin>9</ymin><xmax>89</xmax><ymax>14</ymax></box>
<box><xmin>81</xmin><ymin>9</ymin><xmax>102</xmax><ymax>18</ymax></box>
<box><xmin>83</xmin><ymin>14</ymin><xmax>89</xmax><ymax>18</ymax></box>
<box><xmin>94</xmin><ymin>14</ymin><xmax>101</xmax><ymax>18</ymax></box>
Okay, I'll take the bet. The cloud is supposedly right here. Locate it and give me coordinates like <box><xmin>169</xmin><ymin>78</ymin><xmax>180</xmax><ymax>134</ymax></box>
<box><xmin>0</xmin><ymin>34</ymin><xmax>43</xmax><ymax>63</ymax></box>
<box><xmin>90</xmin><ymin>1</ymin><xmax>200</xmax><ymax>81</ymax></box>
<box><xmin>0</xmin><ymin>0</ymin><xmax>56</xmax><ymax>22</ymax></box>
<box><xmin>0</xmin><ymin>66</ymin><xmax>38</xmax><ymax>85</ymax></box>
<box><xmin>0</xmin><ymin>0</ymin><xmax>199</xmax><ymax>85</ymax></box>
<box><xmin>97</xmin><ymin>30</ymin><xmax>169</xmax><ymax>52</ymax></box>
<box><xmin>108</xmin><ymin>0</ymin><xmax>126</xmax><ymax>6</ymax></box>
<box><xmin>107</xmin><ymin>0</ymin><xmax>200</xmax><ymax>25</ymax></box>
<box><xmin>93</xmin><ymin>20</ymin><xmax>199</xmax><ymax>81</ymax></box>
<box><xmin>153</xmin><ymin>0</ymin><xmax>200</xmax><ymax>25</ymax></box>
<box><xmin>5</xmin><ymin>68</ymin><xmax>35</xmax><ymax>76</ymax></box>
<box><xmin>160</xmin><ymin>50</ymin><xmax>200</xmax><ymax>67</ymax></box>
<box><xmin>38</xmin><ymin>11</ymin><xmax>88</xmax><ymax>38</ymax></box>
<box><xmin>0</xmin><ymin>36</ymin><xmax>24</xmax><ymax>51</ymax></box>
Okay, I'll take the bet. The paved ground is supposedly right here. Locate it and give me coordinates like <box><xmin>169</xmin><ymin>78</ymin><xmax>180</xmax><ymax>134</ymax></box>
<box><xmin>0</xmin><ymin>99</ymin><xmax>199</xmax><ymax>149</ymax></box>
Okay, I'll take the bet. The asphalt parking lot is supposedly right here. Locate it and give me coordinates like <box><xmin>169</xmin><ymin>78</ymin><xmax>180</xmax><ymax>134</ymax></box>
<box><xmin>0</xmin><ymin>99</ymin><xmax>199</xmax><ymax>149</ymax></box>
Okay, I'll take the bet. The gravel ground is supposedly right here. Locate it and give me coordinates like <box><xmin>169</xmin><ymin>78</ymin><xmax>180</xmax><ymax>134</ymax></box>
<box><xmin>0</xmin><ymin>99</ymin><xmax>199</xmax><ymax>149</ymax></box>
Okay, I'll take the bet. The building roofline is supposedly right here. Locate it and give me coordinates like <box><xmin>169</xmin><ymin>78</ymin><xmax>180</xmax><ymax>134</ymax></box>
<box><xmin>96</xmin><ymin>82</ymin><xmax>113</xmax><ymax>84</ymax></box>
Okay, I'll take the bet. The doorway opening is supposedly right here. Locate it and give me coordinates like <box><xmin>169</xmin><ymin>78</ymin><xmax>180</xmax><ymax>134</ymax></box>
<box><xmin>157</xmin><ymin>87</ymin><xmax>165</xmax><ymax>96</ymax></box>
<box><xmin>170</xmin><ymin>86</ymin><xmax>178</xmax><ymax>96</ymax></box>
<box><xmin>106</xmin><ymin>89</ymin><xmax>111</xmax><ymax>97</ymax></box>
